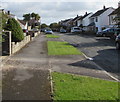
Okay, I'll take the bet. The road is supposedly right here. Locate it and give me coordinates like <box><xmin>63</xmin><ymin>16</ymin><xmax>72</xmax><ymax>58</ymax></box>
<box><xmin>2</xmin><ymin>32</ymin><xmax>119</xmax><ymax>101</ymax></box>
<box><xmin>54</xmin><ymin>32</ymin><xmax>120</xmax><ymax>80</ymax></box>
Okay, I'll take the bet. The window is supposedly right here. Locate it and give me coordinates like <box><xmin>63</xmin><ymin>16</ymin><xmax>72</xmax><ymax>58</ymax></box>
<box><xmin>96</xmin><ymin>17</ymin><xmax>98</xmax><ymax>22</ymax></box>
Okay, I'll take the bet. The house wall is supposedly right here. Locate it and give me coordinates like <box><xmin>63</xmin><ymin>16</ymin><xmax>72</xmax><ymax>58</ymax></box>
<box><xmin>19</xmin><ymin>23</ymin><xmax>28</xmax><ymax>30</ymax></box>
<box><xmin>109</xmin><ymin>14</ymin><xmax>118</xmax><ymax>27</ymax></box>
<box><xmin>95</xmin><ymin>7</ymin><xmax>114</xmax><ymax>32</ymax></box>
<box><xmin>77</xmin><ymin>20</ymin><xmax>82</xmax><ymax>27</ymax></box>
<box><xmin>82</xmin><ymin>13</ymin><xmax>93</xmax><ymax>27</ymax></box>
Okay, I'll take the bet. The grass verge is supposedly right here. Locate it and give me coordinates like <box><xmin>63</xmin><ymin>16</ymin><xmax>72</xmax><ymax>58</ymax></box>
<box><xmin>47</xmin><ymin>41</ymin><xmax>82</xmax><ymax>55</ymax></box>
<box><xmin>52</xmin><ymin>72</ymin><xmax>119</xmax><ymax>101</ymax></box>
<box><xmin>46</xmin><ymin>34</ymin><xmax>59</xmax><ymax>38</ymax></box>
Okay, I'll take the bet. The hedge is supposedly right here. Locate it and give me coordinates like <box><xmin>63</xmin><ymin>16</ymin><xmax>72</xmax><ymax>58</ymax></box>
<box><xmin>5</xmin><ymin>18</ymin><xmax>24</xmax><ymax>42</ymax></box>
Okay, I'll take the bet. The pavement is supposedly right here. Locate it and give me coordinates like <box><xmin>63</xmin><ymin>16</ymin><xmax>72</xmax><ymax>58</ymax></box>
<box><xmin>2</xmin><ymin>34</ymin><xmax>51</xmax><ymax>101</ymax></box>
<box><xmin>1</xmin><ymin>32</ymin><xmax>119</xmax><ymax>101</ymax></box>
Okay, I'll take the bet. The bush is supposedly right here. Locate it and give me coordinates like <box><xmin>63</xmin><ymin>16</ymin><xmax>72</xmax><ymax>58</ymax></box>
<box><xmin>5</xmin><ymin>18</ymin><xmax>24</xmax><ymax>42</ymax></box>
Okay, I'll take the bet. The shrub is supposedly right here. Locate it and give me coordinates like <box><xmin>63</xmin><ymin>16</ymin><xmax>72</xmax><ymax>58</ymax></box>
<box><xmin>5</xmin><ymin>18</ymin><xmax>24</xmax><ymax>42</ymax></box>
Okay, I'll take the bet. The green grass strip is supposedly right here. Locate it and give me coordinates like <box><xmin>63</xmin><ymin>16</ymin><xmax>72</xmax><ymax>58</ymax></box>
<box><xmin>47</xmin><ymin>41</ymin><xmax>82</xmax><ymax>55</ymax></box>
<box><xmin>46</xmin><ymin>34</ymin><xmax>59</xmax><ymax>38</ymax></box>
<box><xmin>52</xmin><ymin>72</ymin><xmax>119</xmax><ymax>101</ymax></box>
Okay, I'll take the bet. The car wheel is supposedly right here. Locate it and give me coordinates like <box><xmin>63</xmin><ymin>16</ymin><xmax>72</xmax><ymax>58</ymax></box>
<box><xmin>116</xmin><ymin>42</ymin><xmax>120</xmax><ymax>50</ymax></box>
<box><xmin>103</xmin><ymin>34</ymin><xmax>106</xmax><ymax>37</ymax></box>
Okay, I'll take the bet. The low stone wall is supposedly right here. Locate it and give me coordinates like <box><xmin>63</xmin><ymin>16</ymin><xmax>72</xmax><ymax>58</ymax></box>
<box><xmin>11</xmin><ymin>35</ymin><xmax>30</xmax><ymax>54</ymax></box>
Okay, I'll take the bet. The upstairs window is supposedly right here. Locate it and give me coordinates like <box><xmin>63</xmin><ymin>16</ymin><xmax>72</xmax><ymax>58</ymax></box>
<box><xmin>96</xmin><ymin>17</ymin><xmax>98</xmax><ymax>22</ymax></box>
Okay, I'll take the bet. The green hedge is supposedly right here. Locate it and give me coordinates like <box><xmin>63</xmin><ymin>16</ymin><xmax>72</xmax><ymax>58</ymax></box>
<box><xmin>5</xmin><ymin>18</ymin><xmax>24</xmax><ymax>42</ymax></box>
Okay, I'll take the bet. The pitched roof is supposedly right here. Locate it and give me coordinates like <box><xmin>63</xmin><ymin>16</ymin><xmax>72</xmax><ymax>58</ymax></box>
<box><xmin>61</xmin><ymin>19</ymin><xmax>72</xmax><ymax>23</ymax></box>
<box><xmin>82</xmin><ymin>13</ymin><xmax>91</xmax><ymax>19</ymax></box>
<box><xmin>72</xmin><ymin>15</ymin><xmax>82</xmax><ymax>22</ymax></box>
<box><xmin>109</xmin><ymin>7</ymin><xmax>120</xmax><ymax>15</ymax></box>
<box><xmin>18</xmin><ymin>19</ymin><xmax>26</xmax><ymax>25</ymax></box>
<box><xmin>91</xmin><ymin>8</ymin><xmax>109</xmax><ymax>17</ymax></box>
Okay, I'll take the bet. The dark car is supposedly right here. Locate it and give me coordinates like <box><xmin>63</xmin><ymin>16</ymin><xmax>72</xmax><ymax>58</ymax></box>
<box><xmin>115</xmin><ymin>34</ymin><xmax>120</xmax><ymax>50</ymax></box>
<box><xmin>112</xmin><ymin>29</ymin><xmax>120</xmax><ymax>40</ymax></box>
<box><xmin>60</xmin><ymin>28</ymin><xmax>67</xmax><ymax>33</ymax></box>
<box><xmin>96</xmin><ymin>28</ymin><xmax>119</xmax><ymax>37</ymax></box>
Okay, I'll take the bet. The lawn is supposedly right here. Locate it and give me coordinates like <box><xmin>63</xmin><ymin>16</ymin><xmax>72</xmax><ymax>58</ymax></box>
<box><xmin>46</xmin><ymin>34</ymin><xmax>59</xmax><ymax>38</ymax></box>
<box><xmin>52</xmin><ymin>72</ymin><xmax>119</xmax><ymax>101</ymax></box>
<box><xmin>47</xmin><ymin>41</ymin><xmax>82</xmax><ymax>55</ymax></box>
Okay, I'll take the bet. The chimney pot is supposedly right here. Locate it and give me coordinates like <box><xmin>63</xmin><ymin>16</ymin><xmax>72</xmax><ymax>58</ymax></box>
<box><xmin>103</xmin><ymin>5</ymin><xmax>106</xmax><ymax>9</ymax></box>
<box><xmin>8</xmin><ymin>11</ymin><xmax>10</xmax><ymax>15</ymax></box>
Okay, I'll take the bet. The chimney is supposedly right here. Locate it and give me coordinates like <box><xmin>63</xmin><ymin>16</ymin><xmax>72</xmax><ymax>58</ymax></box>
<box><xmin>77</xmin><ymin>15</ymin><xmax>79</xmax><ymax>17</ymax></box>
<box><xmin>118</xmin><ymin>1</ymin><xmax>120</xmax><ymax>7</ymax></box>
<box><xmin>85</xmin><ymin>12</ymin><xmax>87</xmax><ymax>15</ymax></box>
<box><xmin>8</xmin><ymin>11</ymin><xmax>10</xmax><ymax>15</ymax></box>
<box><xmin>103</xmin><ymin>5</ymin><xmax>106</xmax><ymax>9</ymax></box>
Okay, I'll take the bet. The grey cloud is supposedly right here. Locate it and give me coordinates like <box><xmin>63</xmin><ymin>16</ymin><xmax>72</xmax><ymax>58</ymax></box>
<box><xmin>2</xmin><ymin>1</ymin><xmax>118</xmax><ymax>24</ymax></box>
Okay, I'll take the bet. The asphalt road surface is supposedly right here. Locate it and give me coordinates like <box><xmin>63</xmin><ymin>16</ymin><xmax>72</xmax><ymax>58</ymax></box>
<box><xmin>54</xmin><ymin>32</ymin><xmax>120</xmax><ymax>80</ymax></box>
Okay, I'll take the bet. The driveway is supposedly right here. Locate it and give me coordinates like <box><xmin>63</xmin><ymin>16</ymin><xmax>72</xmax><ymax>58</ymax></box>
<box><xmin>2</xmin><ymin>34</ymin><xmax>51</xmax><ymax>101</ymax></box>
<box><xmin>54</xmin><ymin>32</ymin><xmax>119</xmax><ymax>80</ymax></box>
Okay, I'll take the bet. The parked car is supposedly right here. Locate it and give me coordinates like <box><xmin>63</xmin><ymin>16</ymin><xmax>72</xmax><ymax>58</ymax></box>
<box><xmin>45</xmin><ymin>29</ymin><xmax>53</xmax><ymax>34</ymax></box>
<box><xmin>41</xmin><ymin>28</ymin><xmax>46</xmax><ymax>32</ymax></box>
<box><xmin>96</xmin><ymin>28</ymin><xmax>120</xmax><ymax>37</ymax></box>
<box><xmin>23</xmin><ymin>29</ymin><xmax>28</xmax><ymax>33</ymax></box>
<box><xmin>60</xmin><ymin>28</ymin><xmax>67</xmax><ymax>33</ymax></box>
<box><xmin>112</xmin><ymin>29</ymin><xmax>120</xmax><ymax>40</ymax></box>
<box><xmin>71</xmin><ymin>27</ymin><xmax>82</xmax><ymax>33</ymax></box>
<box><xmin>96</xmin><ymin>28</ymin><xmax>114</xmax><ymax>37</ymax></box>
<box><xmin>115</xmin><ymin>34</ymin><xmax>120</xmax><ymax>50</ymax></box>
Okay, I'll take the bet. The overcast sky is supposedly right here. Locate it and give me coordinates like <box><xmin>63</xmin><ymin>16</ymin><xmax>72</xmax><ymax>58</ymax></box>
<box><xmin>1</xmin><ymin>0</ymin><xmax>120</xmax><ymax>25</ymax></box>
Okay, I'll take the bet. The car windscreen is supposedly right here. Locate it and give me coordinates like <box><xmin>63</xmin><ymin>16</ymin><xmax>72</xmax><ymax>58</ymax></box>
<box><xmin>103</xmin><ymin>28</ymin><xmax>110</xmax><ymax>31</ymax></box>
<box><xmin>74</xmin><ymin>28</ymin><xmax>80</xmax><ymax>30</ymax></box>
<box><xmin>46</xmin><ymin>29</ymin><xmax>52</xmax><ymax>31</ymax></box>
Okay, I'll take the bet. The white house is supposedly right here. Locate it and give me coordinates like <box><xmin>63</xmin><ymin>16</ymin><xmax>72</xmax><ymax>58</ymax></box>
<box><xmin>109</xmin><ymin>2</ymin><xmax>120</xmax><ymax>27</ymax></box>
<box><xmin>77</xmin><ymin>12</ymin><xmax>93</xmax><ymax>31</ymax></box>
<box><xmin>90</xmin><ymin>6</ymin><xmax>115</xmax><ymax>32</ymax></box>
<box><xmin>17</xmin><ymin>19</ymin><xmax>28</xmax><ymax>30</ymax></box>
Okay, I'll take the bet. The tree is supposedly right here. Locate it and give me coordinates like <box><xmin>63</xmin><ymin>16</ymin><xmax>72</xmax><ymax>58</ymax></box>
<box><xmin>2</xmin><ymin>12</ymin><xmax>9</xmax><ymax>30</ymax></box>
<box><xmin>49</xmin><ymin>23</ymin><xmax>60</xmax><ymax>31</ymax></box>
<box><xmin>5</xmin><ymin>18</ymin><xmax>24</xmax><ymax>42</ymax></box>
<box><xmin>23</xmin><ymin>13</ymin><xmax>31</xmax><ymax>21</ymax></box>
<box><xmin>34</xmin><ymin>14</ymin><xmax>40</xmax><ymax>20</ymax></box>
<box><xmin>23</xmin><ymin>13</ymin><xmax>40</xmax><ymax>21</ymax></box>
<box><xmin>41</xmin><ymin>23</ymin><xmax>48</xmax><ymax>29</ymax></box>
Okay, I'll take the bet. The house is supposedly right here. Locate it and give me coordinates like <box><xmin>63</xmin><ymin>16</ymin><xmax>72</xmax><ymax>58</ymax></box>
<box><xmin>77</xmin><ymin>12</ymin><xmax>93</xmax><ymax>31</ymax></box>
<box><xmin>89</xmin><ymin>6</ymin><xmax>115</xmax><ymax>32</ymax></box>
<box><xmin>28</xmin><ymin>18</ymin><xmax>40</xmax><ymax>29</ymax></box>
<box><xmin>17</xmin><ymin>19</ymin><xmax>28</xmax><ymax>30</ymax></box>
<box><xmin>7</xmin><ymin>11</ymin><xmax>17</xmax><ymax>20</ymax></box>
<box><xmin>71</xmin><ymin>15</ymin><xmax>82</xmax><ymax>27</ymax></box>
<box><xmin>60</xmin><ymin>18</ymin><xmax>73</xmax><ymax>27</ymax></box>
<box><xmin>59</xmin><ymin>18</ymin><xmax>73</xmax><ymax>32</ymax></box>
<box><xmin>109</xmin><ymin>2</ymin><xmax>120</xmax><ymax>28</ymax></box>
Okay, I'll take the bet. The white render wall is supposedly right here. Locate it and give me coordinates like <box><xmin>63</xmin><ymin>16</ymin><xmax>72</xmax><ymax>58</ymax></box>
<box><xmin>82</xmin><ymin>13</ymin><xmax>93</xmax><ymax>27</ymax></box>
<box><xmin>95</xmin><ymin>7</ymin><xmax>114</xmax><ymax>32</ymax></box>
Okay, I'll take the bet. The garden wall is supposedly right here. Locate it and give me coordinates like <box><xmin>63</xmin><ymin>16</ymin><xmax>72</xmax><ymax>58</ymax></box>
<box><xmin>11</xmin><ymin>35</ymin><xmax>30</xmax><ymax>54</ymax></box>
